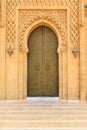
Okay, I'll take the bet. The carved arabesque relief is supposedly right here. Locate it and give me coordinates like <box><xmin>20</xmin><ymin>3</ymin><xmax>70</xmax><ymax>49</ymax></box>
<box><xmin>6</xmin><ymin>0</ymin><xmax>80</xmax><ymax>52</ymax></box>
<box><xmin>69</xmin><ymin>0</ymin><xmax>79</xmax><ymax>48</ymax></box>
<box><xmin>18</xmin><ymin>10</ymin><xmax>67</xmax><ymax>51</ymax></box>
<box><xmin>6</xmin><ymin>0</ymin><xmax>16</xmax><ymax>47</ymax></box>
<box><xmin>6</xmin><ymin>0</ymin><xmax>69</xmax><ymax>8</ymax></box>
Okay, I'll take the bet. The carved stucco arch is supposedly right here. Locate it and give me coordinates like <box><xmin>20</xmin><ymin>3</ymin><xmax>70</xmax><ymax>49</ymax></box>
<box><xmin>18</xmin><ymin>10</ymin><xmax>68</xmax><ymax>100</ymax></box>
<box><xmin>24</xmin><ymin>19</ymin><xmax>62</xmax><ymax>54</ymax></box>
<box><xmin>22</xmin><ymin>19</ymin><xmax>64</xmax><ymax>99</ymax></box>
<box><xmin>18</xmin><ymin>10</ymin><xmax>67</xmax><ymax>53</ymax></box>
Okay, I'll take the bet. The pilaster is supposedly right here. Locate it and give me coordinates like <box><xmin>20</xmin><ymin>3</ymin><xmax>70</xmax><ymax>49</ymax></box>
<box><xmin>79</xmin><ymin>0</ymin><xmax>86</xmax><ymax>100</ymax></box>
<box><xmin>0</xmin><ymin>0</ymin><xmax>6</xmax><ymax>100</ymax></box>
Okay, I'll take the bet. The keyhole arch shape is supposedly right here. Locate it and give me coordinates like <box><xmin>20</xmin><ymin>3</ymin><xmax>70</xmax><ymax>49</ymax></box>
<box><xmin>23</xmin><ymin>19</ymin><xmax>63</xmax><ymax>99</ymax></box>
<box><xmin>24</xmin><ymin>19</ymin><xmax>62</xmax><ymax>54</ymax></box>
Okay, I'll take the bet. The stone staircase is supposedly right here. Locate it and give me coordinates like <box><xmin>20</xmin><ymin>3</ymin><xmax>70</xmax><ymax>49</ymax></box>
<box><xmin>0</xmin><ymin>101</ymin><xmax>87</xmax><ymax>129</ymax></box>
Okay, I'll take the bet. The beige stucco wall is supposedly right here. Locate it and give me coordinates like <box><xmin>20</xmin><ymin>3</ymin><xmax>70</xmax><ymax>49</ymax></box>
<box><xmin>0</xmin><ymin>0</ymin><xmax>87</xmax><ymax>101</ymax></box>
<box><xmin>84</xmin><ymin>0</ymin><xmax>87</xmax><ymax>5</ymax></box>
<box><xmin>85</xmin><ymin>9</ymin><xmax>87</xmax><ymax>99</ymax></box>
<box><xmin>0</xmin><ymin>9</ymin><xmax>5</xmax><ymax>100</ymax></box>
<box><xmin>84</xmin><ymin>0</ymin><xmax>87</xmax><ymax>100</ymax></box>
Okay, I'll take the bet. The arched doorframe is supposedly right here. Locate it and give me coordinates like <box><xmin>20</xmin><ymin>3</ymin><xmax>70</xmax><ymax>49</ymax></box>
<box><xmin>23</xmin><ymin>19</ymin><xmax>63</xmax><ymax>100</ymax></box>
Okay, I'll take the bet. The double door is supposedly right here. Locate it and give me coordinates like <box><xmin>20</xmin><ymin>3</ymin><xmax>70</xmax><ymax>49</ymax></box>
<box><xmin>27</xmin><ymin>26</ymin><xmax>58</xmax><ymax>96</ymax></box>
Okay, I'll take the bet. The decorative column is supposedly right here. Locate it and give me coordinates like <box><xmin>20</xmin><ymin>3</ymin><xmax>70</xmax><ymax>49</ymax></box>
<box><xmin>5</xmin><ymin>0</ymin><xmax>18</xmax><ymax>100</ymax></box>
<box><xmin>58</xmin><ymin>49</ymin><xmax>63</xmax><ymax>100</ymax></box>
<box><xmin>79</xmin><ymin>0</ymin><xmax>86</xmax><ymax>100</ymax></box>
<box><xmin>58</xmin><ymin>46</ymin><xmax>68</xmax><ymax>100</ymax></box>
<box><xmin>23</xmin><ymin>50</ymin><xmax>28</xmax><ymax>100</ymax></box>
<box><xmin>0</xmin><ymin>0</ymin><xmax>6</xmax><ymax>100</ymax></box>
<box><xmin>68</xmin><ymin>0</ymin><xmax>80</xmax><ymax>100</ymax></box>
<box><xmin>62</xmin><ymin>50</ymin><xmax>68</xmax><ymax>100</ymax></box>
<box><xmin>18</xmin><ymin>49</ymin><xmax>25</xmax><ymax>100</ymax></box>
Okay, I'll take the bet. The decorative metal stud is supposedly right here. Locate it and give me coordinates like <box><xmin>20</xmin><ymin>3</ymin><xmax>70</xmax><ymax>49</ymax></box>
<box><xmin>72</xmin><ymin>43</ymin><xmax>80</xmax><ymax>58</ymax></box>
<box><xmin>6</xmin><ymin>45</ymin><xmax>14</xmax><ymax>57</ymax></box>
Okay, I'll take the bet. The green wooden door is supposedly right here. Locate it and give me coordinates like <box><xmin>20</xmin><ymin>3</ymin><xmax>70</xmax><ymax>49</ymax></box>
<box><xmin>27</xmin><ymin>26</ymin><xmax>58</xmax><ymax>97</ymax></box>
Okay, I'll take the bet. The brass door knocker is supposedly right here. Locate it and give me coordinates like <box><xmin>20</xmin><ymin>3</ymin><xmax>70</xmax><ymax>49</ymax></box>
<box><xmin>35</xmin><ymin>64</ymin><xmax>40</xmax><ymax>71</ymax></box>
<box><xmin>45</xmin><ymin>64</ymin><xmax>50</xmax><ymax>71</ymax></box>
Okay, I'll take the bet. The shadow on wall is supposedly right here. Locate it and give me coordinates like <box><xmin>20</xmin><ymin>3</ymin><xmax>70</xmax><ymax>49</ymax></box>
<box><xmin>0</xmin><ymin>0</ymin><xmax>1</xmax><ymax>25</ymax></box>
<box><xmin>0</xmin><ymin>0</ymin><xmax>1</xmax><ymax>9</ymax></box>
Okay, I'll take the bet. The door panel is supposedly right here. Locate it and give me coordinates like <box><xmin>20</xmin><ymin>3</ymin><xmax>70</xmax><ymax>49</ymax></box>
<box><xmin>27</xmin><ymin>27</ymin><xmax>42</xmax><ymax>96</ymax></box>
<box><xmin>43</xmin><ymin>26</ymin><xmax>58</xmax><ymax>96</ymax></box>
<box><xmin>27</xmin><ymin>26</ymin><xmax>58</xmax><ymax>97</ymax></box>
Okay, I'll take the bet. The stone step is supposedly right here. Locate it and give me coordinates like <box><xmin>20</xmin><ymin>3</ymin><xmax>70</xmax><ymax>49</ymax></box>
<box><xmin>1</xmin><ymin>127</ymin><xmax>87</xmax><ymax>130</ymax></box>
<box><xmin>1</xmin><ymin>111</ymin><xmax>87</xmax><ymax>115</ymax></box>
<box><xmin>1</xmin><ymin>107</ymin><xmax>87</xmax><ymax>111</ymax></box>
<box><xmin>0</xmin><ymin>115</ymin><xmax>87</xmax><ymax>120</ymax></box>
<box><xmin>0</xmin><ymin>103</ymin><xmax>87</xmax><ymax>108</ymax></box>
<box><xmin>0</xmin><ymin>102</ymin><xmax>85</xmax><ymax>105</ymax></box>
<box><xmin>0</xmin><ymin>102</ymin><xmax>87</xmax><ymax>104</ymax></box>
<box><xmin>0</xmin><ymin>121</ymin><xmax>87</xmax><ymax>128</ymax></box>
<box><xmin>0</xmin><ymin>102</ymin><xmax>87</xmax><ymax>106</ymax></box>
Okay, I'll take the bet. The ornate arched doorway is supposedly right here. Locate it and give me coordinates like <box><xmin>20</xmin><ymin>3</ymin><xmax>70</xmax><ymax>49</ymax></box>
<box><xmin>27</xmin><ymin>26</ymin><xmax>59</xmax><ymax>97</ymax></box>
